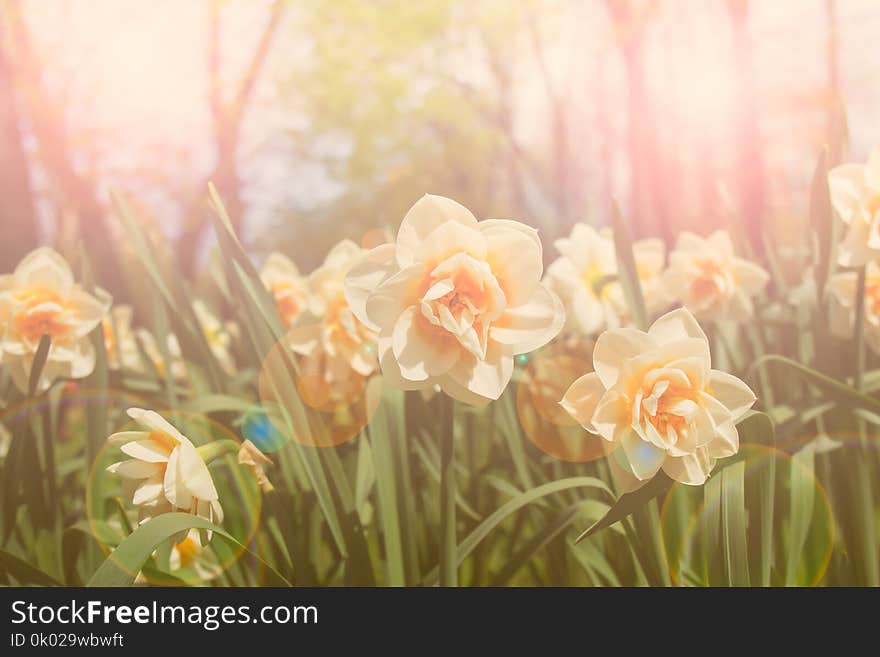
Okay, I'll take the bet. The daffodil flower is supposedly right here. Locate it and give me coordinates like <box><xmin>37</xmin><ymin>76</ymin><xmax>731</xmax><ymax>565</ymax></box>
<box><xmin>345</xmin><ymin>194</ymin><xmax>564</xmax><ymax>405</ymax></box>
<box><xmin>662</xmin><ymin>231</ymin><xmax>768</xmax><ymax>322</ymax></box>
<box><xmin>0</xmin><ymin>247</ymin><xmax>111</xmax><ymax>394</ymax></box>
<box><xmin>260</xmin><ymin>252</ymin><xmax>311</xmax><ymax>329</ymax></box>
<box><xmin>829</xmin><ymin>260</ymin><xmax>880</xmax><ymax>354</ymax></box>
<box><xmin>103</xmin><ymin>305</ymin><xmax>143</xmax><ymax>372</ymax></box>
<box><xmin>829</xmin><ymin>146</ymin><xmax>880</xmax><ymax>267</ymax></box>
<box><xmin>288</xmin><ymin>240</ymin><xmax>380</xmax><ymax>385</ymax></box>
<box><xmin>561</xmin><ymin>308</ymin><xmax>756</xmax><ymax>485</ymax></box>
<box><xmin>107</xmin><ymin>408</ymin><xmax>223</xmax><ymax>539</ymax></box>
<box><xmin>545</xmin><ymin>224</ymin><xmax>670</xmax><ymax>334</ymax></box>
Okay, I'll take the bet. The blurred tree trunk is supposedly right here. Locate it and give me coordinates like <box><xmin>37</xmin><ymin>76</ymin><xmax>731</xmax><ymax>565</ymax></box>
<box><xmin>825</xmin><ymin>0</ymin><xmax>845</xmax><ymax>165</ymax></box>
<box><xmin>728</xmin><ymin>0</ymin><xmax>766</xmax><ymax>254</ymax></box>
<box><xmin>484</xmin><ymin>37</ymin><xmax>528</xmax><ymax>217</ymax></box>
<box><xmin>0</xmin><ymin>22</ymin><xmax>37</xmax><ymax>269</ymax></box>
<box><xmin>176</xmin><ymin>0</ymin><xmax>284</xmax><ymax>276</ymax></box>
<box><xmin>6</xmin><ymin>1</ymin><xmax>123</xmax><ymax>295</ymax></box>
<box><xmin>526</xmin><ymin>9</ymin><xmax>572</xmax><ymax>226</ymax></box>
<box><xmin>606</xmin><ymin>0</ymin><xmax>670</xmax><ymax>242</ymax></box>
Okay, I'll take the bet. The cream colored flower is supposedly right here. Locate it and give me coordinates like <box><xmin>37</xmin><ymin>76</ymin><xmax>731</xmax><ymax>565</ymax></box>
<box><xmin>662</xmin><ymin>231</ymin><xmax>768</xmax><ymax>322</ymax></box>
<box><xmin>345</xmin><ymin>194</ymin><xmax>564</xmax><ymax>405</ymax></box>
<box><xmin>0</xmin><ymin>247</ymin><xmax>111</xmax><ymax>394</ymax></box>
<box><xmin>561</xmin><ymin>308</ymin><xmax>756</xmax><ymax>485</ymax></box>
<box><xmin>169</xmin><ymin>529</ymin><xmax>222</xmax><ymax>581</ymax></box>
<box><xmin>829</xmin><ymin>147</ymin><xmax>880</xmax><ymax>267</ymax></box>
<box><xmin>829</xmin><ymin>260</ymin><xmax>880</xmax><ymax>354</ymax></box>
<box><xmin>103</xmin><ymin>305</ymin><xmax>142</xmax><ymax>372</ymax></box>
<box><xmin>107</xmin><ymin>408</ymin><xmax>223</xmax><ymax>538</ymax></box>
<box><xmin>136</xmin><ymin>329</ymin><xmax>186</xmax><ymax>380</ymax></box>
<box><xmin>545</xmin><ymin>224</ymin><xmax>669</xmax><ymax>334</ymax></box>
<box><xmin>237</xmin><ymin>439</ymin><xmax>274</xmax><ymax>493</ymax></box>
<box><xmin>288</xmin><ymin>239</ymin><xmax>379</xmax><ymax>382</ymax></box>
<box><xmin>193</xmin><ymin>300</ymin><xmax>235</xmax><ymax>375</ymax></box>
<box><xmin>260</xmin><ymin>252</ymin><xmax>311</xmax><ymax>329</ymax></box>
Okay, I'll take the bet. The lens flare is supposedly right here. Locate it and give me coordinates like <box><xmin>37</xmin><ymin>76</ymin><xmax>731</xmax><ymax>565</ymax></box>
<box><xmin>516</xmin><ymin>337</ymin><xmax>614</xmax><ymax>463</ymax></box>
<box><xmin>257</xmin><ymin>337</ymin><xmax>382</xmax><ymax>447</ymax></box>
<box><xmin>660</xmin><ymin>444</ymin><xmax>833</xmax><ymax>586</ymax></box>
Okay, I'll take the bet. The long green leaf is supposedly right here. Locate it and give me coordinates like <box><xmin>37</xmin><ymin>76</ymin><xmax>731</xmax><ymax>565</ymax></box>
<box><xmin>753</xmin><ymin>355</ymin><xmax>880</xmax><ymax>416</ymax></box>
<box><xmin>810</xmin><ymin>147</ymin><xmax>836</xmax><ymax>301</ymax></box>
<box><xmin>721</xmin><ymin>461</ymin><xmax>750</xmax><ymax>586</ymax></box>
<box><xmin>0</xmin><ymin>549</ymin><xmax>62</xmax><ymax>586</ymax></box>
<box><xmin>575</xmin><ymin>473</ymin><xmax>671</xmax><ymax>543</ymax></box>
<box><xmin>612</xmin><ymin>200</ymin><xmax>648</xmax><ymax>331</ymax></box>
<box><xmin>87</xmin><ymin>513</ymin><xmax>290</xmax><ymax>586</ymax></box>
<box><xmin>424</xmin><ymin>476</ymin><xmax>610</xmax><ymax>584</ymax></box>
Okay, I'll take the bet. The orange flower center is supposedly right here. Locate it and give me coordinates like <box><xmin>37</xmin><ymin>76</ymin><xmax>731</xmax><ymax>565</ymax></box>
<box><xmin>690</xmin><ymin>259</ymin><xmax>728</xmax><ymax>301</ymax></box>
<box><xmin>867</xmin><ymin>194</ymin><xmax>880</xmax><ymax>218</ymax></box>
<box><xmin>174</xmin><ymin>535</ymin><xmax>199</xmax><ymax>568</ymax></box>
<box><xmin>13</xmin><ymin>287</ymin><xmax>72</xmax><ymax>343</ymax></box>
<box><xmin>103</xmin><ymin>319</ymin><xmax>117</xmax><ymax>356</ymax></box>
<box><xmin>866</xmin><ymin>279</ymin><xmax>880</xmax><ymax>318</ymax></box>
<box><xmin>272</xmin><ymin>281</ymin><xmax>304</xmax><ymax>328</ymax></box>
<box><xmin>419</xmin><ymin>253</ymin><xmax>506</xmax><ymax>358</ymax></box>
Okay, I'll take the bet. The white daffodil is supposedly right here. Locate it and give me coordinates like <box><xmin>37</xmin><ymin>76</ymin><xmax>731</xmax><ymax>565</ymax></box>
<box><xmin>0</xmin><ymin>247</ymin><xmax>111</xmax><ymax>394</ymax></box>
<box><xmin>288</xmin><ymin>240</ymin><xmax>379</xmax><ymax>385</ymax></box>
<box><xmin>561</xmin><ymin>307</ymin><xmax>756</xmax><ymax>485</ymax></box>
<box><xmin>103</xmin><ymin>305</ymin><xmax>142</xmax><ymax>372</ymax></box>
<box><xmin>136</xmin><ymin>329</ymin><xmax>186</xmax><ymax>380</ymax></box>
<box><xmin>545</xmin><ymin>224</ymin><xmax>670</xmax><ymax>334</ymax></box>
<box><xmin>260</xmin><ymin>252</ymin><xmax>311</xmax><ymax>329</ymax></box>
<box><xmin>544</xmin><ymin>224</ymin><xmax>618</xmax><ymax>335</ymax></box>
<box><xmin>829</xmin><ymin>147</ymin><xmax>880</xmax><ymax>267</ymax></box>
<box><xmin>193</xmin><ymin>300</ymin><xmax>235</xmax><ymax>375</ymax></box>
<box><xmin>107</xmin><ymin>408</ymin><xmax>223</xmax><ymax>538</ymax></box>
<box><xmin>345</xmin><ymin>194</ymin><xmax>564</xmax><ymax>405</ymax></box>
<box><xmin>662</xmin><ymin>231</ymin><xmax>769</xmax><ymax>322</ymax></box>
<box><xmin>168</xmin><ymin>529</ymin><xmax>222</xmax><ymax>581</ymax></box>
<box><xmin>829</xmin><ymin>261</ymin><xmax>880</xmax><ymax>354</ymax></box>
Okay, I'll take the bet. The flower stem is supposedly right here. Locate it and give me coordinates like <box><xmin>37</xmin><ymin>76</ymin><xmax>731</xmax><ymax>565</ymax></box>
<box><xmin>439</xmin><ymin>394</ymin><xmax>457</xmax><ymax>587</ymax></box>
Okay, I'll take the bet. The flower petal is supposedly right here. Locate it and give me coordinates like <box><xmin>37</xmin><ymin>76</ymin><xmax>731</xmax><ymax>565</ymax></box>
<box><xmin>445</xmin><ymin>348</ymin><xmax>513</xmax><ymax>402</ymax></box>
<box><xmin>661</xmin><ymin>450</ymin><xmax>714</xmax><ymax>485</ymax></box>
<box><xmin>619</xmin><ymin>427</ymin><xmax>665</xmax><ymax>481</ymax></box>
<box><xmin>392</xmin><ymin>305</ymin><xmax>460</xmax><ymax>380</ymax></box>
<box><xmin>396</xmin><ymin>195</ymin><xmax>478</xmax><ymax>267</ymax></box>
<box><xmin>708</xmin><ymin>370</ymin><xmax>756</xmax><ymax>421</ymax></box>
<box><xmin>480</xmin><ymin>220</ymin><xmax>543</xmax><ymax>305</ymax></box>
<box><xmin>490</xmin><ymin>283</ymin><xmax>564</xmax><ymax>355</ymax></box>
<box><xmin>344</xmin><ymin>244</ymin><xmax>398</xmax><ymax>329</ymax></box>
<box><xmin>560</xmin><ymin>372</ymin><xmax>605</xmax><ymax>433</ymax></box>
<box><xmin>648</xmin><ymin>307</ymin><xmax>708</xmax><ymax>346</ymax></box>
<box><xmin>593</xmin><ymin>327</ymin><xmax>656</xmax><ymax>389</ymax></box>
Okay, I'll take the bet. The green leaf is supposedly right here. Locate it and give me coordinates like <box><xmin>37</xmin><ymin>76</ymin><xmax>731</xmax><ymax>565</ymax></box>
<box><xmin>27</xmin><ymin>334</ymin><xmax>51</xmax><ymax>397</ymax></box>
<box><xmin>87</xmin><ymin>513</ymin><xmax>291</xmax><ymax>587</ymax></box>
<box><xmin>721</xmin><ymin>461</ymin><xmax>750</xmax><ymax>586</ymax></box>
<box><xmin>752</xmin><ymin>355</ymin><xmax>880</xmax><ymax>416</ymax></box>
<box><xmin>611</xmin><ymin>200</ymin><xmax>648</xmax><ymax>331</ymax></box>
<box><xmin>0</xmin><ymin>549</ymin><xmax>62</xmax><ymax>586</ymax></box>
<box><xmin>785</xmin><ymin>447</ymin><xmax>815</xmax><ymax>586</ymax></box>
<box><xmin>180</xmin><ymin>395</ymin><xmax>255</xmax><ymax>415</ymax></box>
<box><xmin>424</xmin><ymin>476</ymin><xmax>611</xmax><ymax>584</ymax></box>
<box><xmin>367</xmin><ymin>397</ymin><xmax>405</xmax><ymax>586</ymax></box>
<box><xmin>809</xmin><ymin>147</ymin><xmax>836</xmax><ymax>302</ymax></box>
<box><xmin>575</xmin><ymin>473</ymin><xmax>672</xmax><ymax>543</ymax></box>
<box><xmin>739</xmin><ymin>412</ymin><xmax>776</xmax><ymax>586</ymax></box>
